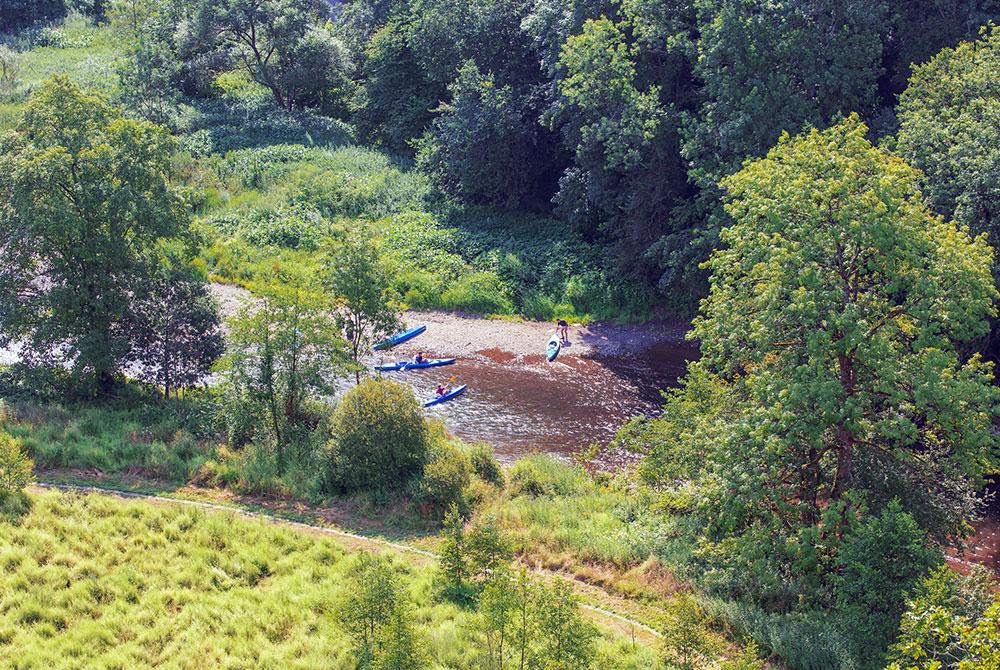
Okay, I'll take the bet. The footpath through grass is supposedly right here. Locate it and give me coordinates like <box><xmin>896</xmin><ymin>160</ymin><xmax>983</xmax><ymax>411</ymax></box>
<box><xmin>1</xmin><ymin>489</ymin><xmax>663</xmax><ymax>670</ymax></box>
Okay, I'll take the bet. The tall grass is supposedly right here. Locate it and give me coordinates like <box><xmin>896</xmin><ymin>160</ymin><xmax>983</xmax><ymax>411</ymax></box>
<box><xmin>0</xmin><ymin>490</ymin><xmax>662</xmax><ymax>668</ymax></box>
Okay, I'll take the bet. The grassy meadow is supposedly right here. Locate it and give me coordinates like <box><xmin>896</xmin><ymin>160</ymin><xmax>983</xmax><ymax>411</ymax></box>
<box><xmin>1</xmin><ymin>489</ymin><xmax>664</xmax><ymax>669</ymax></box>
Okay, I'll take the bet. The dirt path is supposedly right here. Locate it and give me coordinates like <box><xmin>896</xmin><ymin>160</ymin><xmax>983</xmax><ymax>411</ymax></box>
<box><xmin>32</xmin><ymin>481</ymin><xmax>665</xmax><ymax>644</ymax></box>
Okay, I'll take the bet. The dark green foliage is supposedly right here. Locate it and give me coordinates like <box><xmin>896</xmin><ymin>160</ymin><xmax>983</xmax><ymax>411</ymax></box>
<box><xmin>325</xmin><ymin>379</ymin><xmax>429</xmax><ymax>493</ymax></box>
<box><xmin>1</xmin><ymin>0</ymin><xmax>67</xmax><ymax>34</ymax></box>
<box><xmin>886</xmin><ymin>565</ymin><xmax>1000</xmax><ymax>670</ymax></box>
<box><xmin>414</xmin><ymin>436</ymin><xmax>471</xmax><ymax>516</ymax></box>
<box><xmin>0</xmin><ymin>76</ymin><xmax>188</xmax><ymax>396</ymax></box>
<box><xmin>191</xmin><ymin>0</ymin><xmax>350</xmax><ymax>111</ymax></box>
<box><xmin>468</xmin><ymin>442</ymin><xmax>503</xmax><ymax>487</ymax></box>
<box><xmin>832</xmin><ymin>502</ymin><xmax>942</xmax><ymax>660</ymax></box>
<box><xmin>129</xmin><ymin>256</ymin><xmax>225</xmax><ymax>399</ymax></box>
<box><xmin>896</xmin><ymin>25</ymin><xmax>1000</xmax><ymax>278</ymax></box>
<box><xmin>418</xmin><ymin>60</ymin><xmax>559</xmax><ymax>210</ymax></box>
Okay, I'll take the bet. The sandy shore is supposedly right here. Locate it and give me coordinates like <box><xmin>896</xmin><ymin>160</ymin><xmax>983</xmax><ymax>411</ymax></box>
<box><xmin>209</xmin><ymin>283</ymin><xmax>691</xmax><ymax>359</ymax></box>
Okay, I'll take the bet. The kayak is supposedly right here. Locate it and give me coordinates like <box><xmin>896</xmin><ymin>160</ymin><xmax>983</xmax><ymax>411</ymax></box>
<box><xmin>546</xmin><ymin>334</ymin><xmax>561</xmax><ymax>362</ymax></box>
<box><xmin>424</xmin><ymin>384</ymin><xmax>467</xmax><ymax>407</ymax></box>
<box><xmin>375</xmin><ymin>358</ymin><xmax>456</xmax><ymax>372</ymax></box>
<box><xmin>373</xmin><ymin>325</ymin><xmax>426</xmax><ymax>351</ymax></box>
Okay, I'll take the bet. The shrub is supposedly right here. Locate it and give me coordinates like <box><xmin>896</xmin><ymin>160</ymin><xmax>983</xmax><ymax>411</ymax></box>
<box><xmin>415</xmin><ymin>438</ymin><xmax>470</xmax><ymax>516</ymax></box>
<box><xmin>325</xmin><ymin>379</ymin><xmax>429</xmax><ymax>494</ymax></box>
<box><xmin>508</xmin><ymin>454</ymin><xmax>588</xmax><ymax>497</ymax></box>
<box><xmin>439</xmin><ymin>271</ymin><xmax>514</xmax><ymax>315</ymax></box>
<box><xmin>468</xmin><ymin>442</ymin><xmax>503</xmax><ymax>487</ymax></box>
<box><xmin>886</xmin><ymin>565</ymin><xmax>1000</xmax><ymax>670</ymax></box>
<box><xmin>0</xmin><ymin>429</ymin><xmax>33</xmax><ymax>499</ymax></box>
<box><xmin>335</xmin><ymin>552</ymin><xmax>426</xmax><ymax>670</ymax></box>
<box><xmin>833</xmin><ymin>501</ymin><xmax>941</xmax><ymax>661</ymax></box>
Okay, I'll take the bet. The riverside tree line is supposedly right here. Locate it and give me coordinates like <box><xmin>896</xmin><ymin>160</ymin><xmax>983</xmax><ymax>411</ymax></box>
<box><xmin>1</xmin><ymin>2</ymin><xmax>1000</xmax><ymax>669</ymax></box>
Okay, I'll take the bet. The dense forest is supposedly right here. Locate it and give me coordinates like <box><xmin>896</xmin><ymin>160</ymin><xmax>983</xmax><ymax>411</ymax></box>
<box><xmin>2</xmin><ymin>1</ymin><xmax>1000</xmax><ymax>669</ymax></box>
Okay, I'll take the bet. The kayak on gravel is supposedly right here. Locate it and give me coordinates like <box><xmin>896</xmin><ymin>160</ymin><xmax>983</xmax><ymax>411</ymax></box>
<box><xmin>373</xmin><ymin>325</ymin><xmax>426</xmax><ymax>351</ymax></box>
<box><xmin>424</xmin><ymin>384</ymin><xmax>467</xmax><ymax>407</ymax></box>
<box><xmin>546</xmin><ymin>333</ymin><xmax>561</xmax><ymax>362</ymax></box>
<box><xmin>375</xmin><ymin>358</ymin><xmax>456</xmax><ymax>372</ymax></box>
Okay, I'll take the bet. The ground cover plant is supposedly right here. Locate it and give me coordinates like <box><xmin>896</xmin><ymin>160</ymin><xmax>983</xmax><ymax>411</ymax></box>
<box><xmin>0</xmin><ymin>489</ymin><xmax>665</xmax><ymax>669</ymax></box>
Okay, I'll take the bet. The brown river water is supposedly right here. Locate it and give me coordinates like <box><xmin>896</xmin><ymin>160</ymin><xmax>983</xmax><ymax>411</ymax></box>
<box><xmin>373</xmin><ymin>339</ymin><xmax>697</xmax><ymax>463</ymax></box>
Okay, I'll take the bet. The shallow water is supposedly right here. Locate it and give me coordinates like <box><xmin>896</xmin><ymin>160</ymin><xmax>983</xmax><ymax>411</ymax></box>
<box><xmin>372</xmin><ymin>339</ymin><xmax>697</xmax><ymax>462</ymax></box>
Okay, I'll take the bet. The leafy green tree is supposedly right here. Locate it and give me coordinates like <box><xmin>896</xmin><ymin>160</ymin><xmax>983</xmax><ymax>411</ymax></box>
<box><xmin>219</xmin><ymin>270</ymin><xmax>349</xmax><ymax>471</ymax></box>
<box><xmin>478</xmin><ymin>568</ymin><xmax>519</xmax><ymax>670</ymax></box>
<box><xmin>0</xmin><ymin>430</ymin><xmax>33</xmax><ymax>501</ymax></box>
<box><xmin>437</xmin><ymin>503</ymin><xmax>470</xmax><ymax>601</ymax></box>
<box><xmin>322</xmin><ymin>232</ymin><xmax>401</xmax><ymax>385</ymax></box>
<box><xmin>660</xmin><ymin>593</ymin><xmax>718</xmax><ymax>670</ymax></box>
<box><xmin>0</xmin><ymin>77</ymin><xmax>186</xmax><ymax>396</ymax></box>
<box><xmin>546</xmin><ymin>14</ymin><xmax>696</xmax><ymax>297</ymax></box>
<box><xmin>129</xmin><ymin>256</ymin><xmax>224</xmax><ymax>399</ymax></box>
<box><xmin>534</xmin><ymin>579</ymin><xmax>597</xmax><ymax>669</ymax></box>
<box><xmin>337</xmin><ymin>552</ymin><xmax>425</xmax><ymax>670</ymax></box>
<box><xmin>700</xmin><ymin>115</ymin><xmax>998</xmax><ymax>543</ymax></box>
<box><xmin>0</xmin><ymin>0</ymin><xmax>67</xmax><ymax>33</ymax></box>
<box><xmin>886</xmin><ymin>566</ymin><xmax>1000</xmax><ymax>670</ymax></box>
<box><xmin>325</xmin><ymin>378</ymin><xmax>429</xmax><ymax>493</ymax></box>
<box><xmin>883</xmin><ymin>1</ymin><xmax>1000</xmax><ymax>99</ymax></box>
<box><xmin>896</xmin><ymin>25</ymin><xmax>1000</xmax><ymax>277</ymax></box>
<box><xmin>660</xmin><ymin>117</ymin><xmax>999</xmax><ymax>660</ymax></box>
<box><xmin>352</xmin><ymin>16</ymin><xmax>440</xmax><ymax>152</ymax></box>
<box><xmin>417</xmin><ymin>60</ymin><xmax>559</xmax><ymax>210</ymax></box>
<box><xmin>196</xmin><ymin>0</ymin><xmax>350</xmax><ymax>111</ymax></box>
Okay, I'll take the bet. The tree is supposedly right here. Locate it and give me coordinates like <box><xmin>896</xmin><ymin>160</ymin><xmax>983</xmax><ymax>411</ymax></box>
<box><xmin>324</xmin><ymin>378</ymin><xmax>429</xmax><ymax>493</ymax></box>
<box><xmin>0</xmin><ymin>46</ymin><xmax>21</xmax><ymax>89</ymax></box>
<box><xmin>0</xmin><ymin>0</ymin><xmax>67</xmax><ymax>34</ymax></box>
<box><xmin>197</xmin><ymin>0</ymin><xmax>350</xmax><ymax>111</ymax></box>
<box><xmin>658</xmin><ymin>117</ymin><xmax>1000</xmax><ymax>661</ymax></box>
<box><xmin>547</xmin><ymin>15</ymin><xmax>694</xmax><ymax>292</ymax></box>
<box><xmin>896</xmin><ymin>25</ymin><xmax>1000</xmax><ymax>278</ymax></box>
<box><xmin>129</xmin><ymin>257</ymin><xmax>224</xmax><ymax>399</ymax></box>
<box><xmin>0</xmin><ymin>430</ymin><xmax>32</xmax><ymax>501</ymax></box>
<box><xmin>660</xmin><ymin>593</ymin><xmax>718</xmax><ymax>670</ymax></box>
<box><xmin>336</xmin><ymin>552</ymin><xmax>425</xmax><ymax>670</ymax></box>
<box><xmin>534</xmin><ymin>579</ymin><xmax>597</xmax><ymax>669</ymax></box>
<box><xmin>417</xmin><ymin>60</ymin><xmax>557</xmax><ymax>210</ymax></box>
<box><xmin>886</xmin><ymin>566</ymin><xmax>1000</xmax><ymax>670</ymax></box>
<box><xmin>218</xmin><ymin>269</ymin><xmax>349</xmax><ymax>471</ymax></box>
<box><xmin>321</xmin><ymin>232</ymin><xmax>401</xmax><ymax>385</ymax></box>
<box><xmin>0</xmin><ymin>77</ymin><xmax>187</xmax><ymax>396</ymax></box>
<box><xmin>679</xmin><ymin>0</ymin><xmax>890</xmax><ymax>297</ymax></box>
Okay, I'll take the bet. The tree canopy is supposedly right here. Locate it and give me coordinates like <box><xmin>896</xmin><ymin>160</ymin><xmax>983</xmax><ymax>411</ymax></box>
<box><xmin>0</xmin><ymin>77</ymin><xmax>189</xmax><ymax>395</ymax></box>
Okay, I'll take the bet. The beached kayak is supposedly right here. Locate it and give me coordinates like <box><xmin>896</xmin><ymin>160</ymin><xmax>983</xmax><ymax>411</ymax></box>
<box><xmin>424</xmin><ymin>384</ymin><xmax>467</xmax><ymax>407</ymax></box>
<box><xmin>375</xmin><ymin>358</ymin><xmax>456</xmax><ymax>372</ymax></box>
<box><xmin>373</xmin><ymin>325</ymin><xmax>426</xmax><ymax>351</ymax></box>
<box><xmin>546</xmin><ymin>334</ymin><xmax>561</xmax><ymax>362</ymax></box>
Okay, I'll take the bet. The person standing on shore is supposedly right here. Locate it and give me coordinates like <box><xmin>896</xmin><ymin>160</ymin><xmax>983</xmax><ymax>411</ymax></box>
<box><xmin>557</xmin><ymin>319</ymin><xmax>569</xmax><ymax>343</ymax></box>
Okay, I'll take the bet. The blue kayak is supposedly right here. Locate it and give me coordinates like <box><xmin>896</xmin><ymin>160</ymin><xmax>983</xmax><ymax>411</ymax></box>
<box><xmin>375</xmin><ymin>358</ymin><xmax>456</xmax><ymax>372</ymax></box>
<box><xmin>424</xmin><ymin>384</ymin><xmax>467</xmax><ymax>407</ymax></box>
<box><xmin>373</xmin><ymin>325</ymin><xmax>426</xmax><ymax>351</ymax></box>
<box><xmin>546</xmin><ymin>334</ymin><xmax>561</xmax><ymax>362</ymax></box>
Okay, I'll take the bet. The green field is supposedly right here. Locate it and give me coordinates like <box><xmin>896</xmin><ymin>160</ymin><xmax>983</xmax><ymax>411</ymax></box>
<box><xmin>1</xmin><ymin>489</ymin><xmax>663</xmax><ymax>669</ymax></box>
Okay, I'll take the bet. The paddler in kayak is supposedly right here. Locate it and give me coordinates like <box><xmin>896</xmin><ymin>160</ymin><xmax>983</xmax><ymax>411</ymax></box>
<box><xmin>435</xmin><ymin>375</ymin><xmax>457</xmax><ymax>397</ymax></box>
<box><xmin>414</xmin><ymin>351</ymin><xmax>426</xmax><ymax>364</ymax></box>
